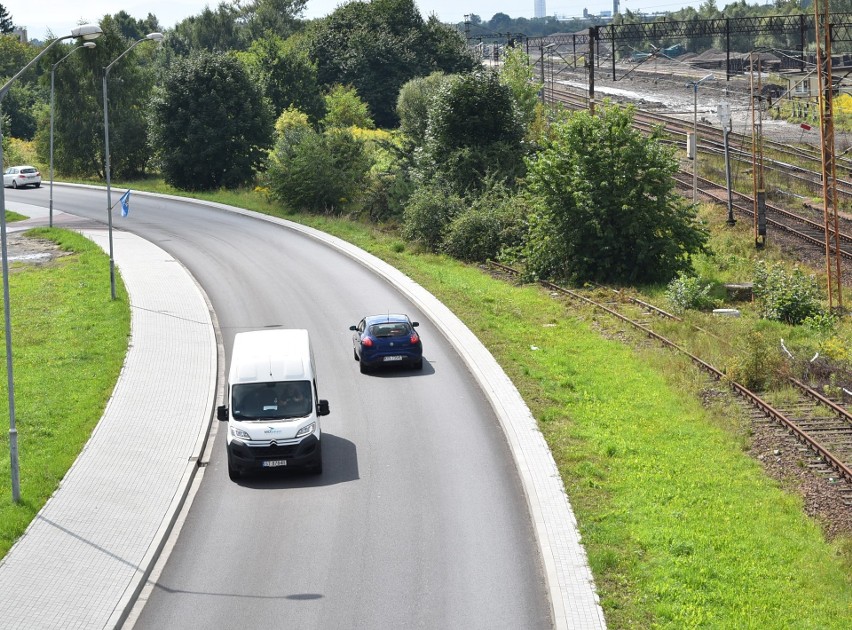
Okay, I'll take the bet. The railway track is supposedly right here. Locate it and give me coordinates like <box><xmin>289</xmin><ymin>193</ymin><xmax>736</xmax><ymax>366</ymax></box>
<box><xmin>545</xmin><ymin>83</ymin><xmax>852</xmax><ymax>266</ymax></box>
<box><xmin>673</xmin><ymin>172</ymin><xmax>852</xmax><ymax>262</ymax></box>
<box><xmin>486</xmin><ymin>260</ymin><xmax>852</xmax><ymax>509</ymax></box>
<box><xmin>550</xmin><ymin>83</ymin><xmax>852</xmax><ymax>200</ymax></box>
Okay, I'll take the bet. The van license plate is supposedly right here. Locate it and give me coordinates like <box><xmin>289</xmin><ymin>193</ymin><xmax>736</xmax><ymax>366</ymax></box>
<box><xmin>263</xmin><ymin>460</ymin><xmax>287</xmax><ymax>467</ymax></box>
<box><xmin>384</xmin><ymin>355</ymin><xmax>403</xmax><ymax>361</ymax></box>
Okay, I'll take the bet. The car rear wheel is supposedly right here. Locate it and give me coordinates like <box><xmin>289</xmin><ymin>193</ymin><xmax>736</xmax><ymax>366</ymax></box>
<box><xmin>359</xmin><ymin>360</ymin><xmax>369</xmax><ymax>374</ymax></box>
<box><xmin>413</xmin><ymin>358</ymin><xmax>423</xmax><ymax>370</ymax></box>
<box><xmin>353</xmin><ymin>348</ymin><xmax>359</xmax><ymax>361</ymax></box>
<box><xmin>11</xmin><ymin>181</ymin><xmax>17</xmax><ymax>189</ymax></box>
<box><xmin>34</xmin><ymin>183</ymin><xmax>40</xmax><ymax>188</ymax></box>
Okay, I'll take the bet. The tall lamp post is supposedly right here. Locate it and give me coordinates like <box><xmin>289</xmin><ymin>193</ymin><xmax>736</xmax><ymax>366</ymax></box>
<box><xmin>103</xmin><ymin>32</ymin><xmax>163</xmax><ymax>301</ymax></box>
<box><xmin>50</xmin><ymin>42</ymin><xmax>96</xmax><ymax>227</ymax></box>
<box><xmin>688</xmin><ymin>73</ymin><xmax>715</xmax><ymax>205</ymax></box>
<box><xmin>0</xmin><ymin>24</ymin><xmax>102</xmax><ymax>503</ymax></box>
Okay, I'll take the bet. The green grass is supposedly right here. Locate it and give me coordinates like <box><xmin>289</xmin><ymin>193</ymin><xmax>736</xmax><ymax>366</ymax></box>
<box><xmin>5</xmin><ymin>210</ymin><xmax>27</xmax><ymax>222</ymax></box>
<box><xmin>5</xmin><ymin>179</ymin><xmax>852</xmax><ymax>627</ymax></box>
<box><xmin>285</xmin><ymin>216</ymin><xmax>852</xmax><ymax>627</ymax></box>
<box><xmin>0</xmin><ymin>228</ymin><xmax>129</xmax><ymax>557</ymax></box>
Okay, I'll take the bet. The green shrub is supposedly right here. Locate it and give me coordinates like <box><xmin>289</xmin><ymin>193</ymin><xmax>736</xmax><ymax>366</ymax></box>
<box><xmin>443</xmin><ymin>184</ymin><xmax>528</xmax><ymax>262</ymax></box>
<box><xmin>267</xmin><ymin>127</ymin><xmax>370</xmax><ymax>213</ymax></box>
<box><xmin>724</xmin><ymin>331</ymin><xmax>788</xmax><ymax>390</ymax></box>
<box><xmin>753</xmin><ymin>260</ymin><xmax>823</xmax><ymax>325</ymax></box>
<box><xmin>401</xmin><ymin>183</ymin><xmax>465</xmax><ymax>251</ymax></box>
<box><xmin>665</xmin><ymin>271</ymin><xmax>718</xmax><ymax>312</ymax></box>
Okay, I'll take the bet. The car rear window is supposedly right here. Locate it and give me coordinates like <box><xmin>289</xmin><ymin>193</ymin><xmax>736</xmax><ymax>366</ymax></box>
<box><xmin>370</xmin><ymin>322</ymin><xmax>411</xmax><ymax>338</ymax></box>
<box><xmin>21</xmin><ymin>168</ymin><xmax>37</xmax><ymax>174</ymax></box>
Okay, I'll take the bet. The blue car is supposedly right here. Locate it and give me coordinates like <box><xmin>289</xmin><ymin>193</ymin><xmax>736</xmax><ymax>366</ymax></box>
<box><xmin>350</xmin><ymin>314</ymin><xmax>423</xmax><ymax>373</ymax></box>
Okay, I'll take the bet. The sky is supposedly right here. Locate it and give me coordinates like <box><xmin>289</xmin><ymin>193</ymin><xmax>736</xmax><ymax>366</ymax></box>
<box><xmin>4</xmin><ymin>0</ymin><xmax>700</xmax><ymax>42</ymax></box>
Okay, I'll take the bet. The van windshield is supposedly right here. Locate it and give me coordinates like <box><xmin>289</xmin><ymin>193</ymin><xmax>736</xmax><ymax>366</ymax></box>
<box><xmin>232</xmin><ymin>380</ymin><xmax>312</xmax><ymax>420</ymax></box>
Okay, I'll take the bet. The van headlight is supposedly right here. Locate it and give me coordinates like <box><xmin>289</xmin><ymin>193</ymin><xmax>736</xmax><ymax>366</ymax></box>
<box><xmin>295</xmin><ymin>422</ymin><xmax>316</xmax><ymax>438</ymax></box>
<box><xmin>230</xmin><ymin>426</ymin><xmax>251</xmax><ymax>440</ymax></box>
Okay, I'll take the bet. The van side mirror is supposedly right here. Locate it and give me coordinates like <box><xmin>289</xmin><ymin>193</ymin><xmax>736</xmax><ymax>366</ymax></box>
<box><xmin>317</xmin><ymin>399</ymin><xmax>330</xmax><ymax>416</ymax></box>
<box><xmin>217</xmin><ymin>405</ymin><xmax>228</xmax><ymax>421</ymax></box>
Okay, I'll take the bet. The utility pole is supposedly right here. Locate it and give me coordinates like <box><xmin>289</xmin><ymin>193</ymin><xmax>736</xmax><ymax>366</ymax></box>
<box><xmin>750</xmin><ymin>53</ymin><xmax>767</xmax><ymax>249</ymax></box>
<box><xmin>814</xmin><ymin>0</ymin><xmax>844</xmax><ymax>312</ymax></box>
<box><xmin>718</xmin><ymin>102</ymin><xmax>735</xmax><ymax>225</ymax></box>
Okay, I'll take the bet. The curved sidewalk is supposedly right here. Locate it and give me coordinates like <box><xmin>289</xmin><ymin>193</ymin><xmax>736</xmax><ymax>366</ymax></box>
<box><xmin>0</xmin><ymin>205</ymin><xmax>218</xmax><ymax>629</ymax></box>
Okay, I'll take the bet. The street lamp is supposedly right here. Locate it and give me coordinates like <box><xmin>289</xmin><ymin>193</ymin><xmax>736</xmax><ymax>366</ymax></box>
<box><xmin>0</xmin><ymin>23</ymin><xmax>102</xmax><ymax>503</ymax></box>
<box><xmin>688</xmin><ymin>73</ymin><xmax>714</xmax><ymax>204</ymax></box>
<box><xmin>50</xmin><ymin>42</ymin><xmax>96</xmax><ymax>227</ymax></box>
<box><xmin>103</xmin><ymin>32</ymin><xmax>163</xmax><ymax>300</ymax></box>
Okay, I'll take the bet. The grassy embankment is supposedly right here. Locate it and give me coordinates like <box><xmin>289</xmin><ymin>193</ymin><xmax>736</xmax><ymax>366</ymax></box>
<box><xmin>2</xmin><ymin>181</ymin><xmax>851</xmax><ymax>627</ymax></box>
<box><xmin>0</xmin><ymin>226</ymin><xmax>129</xmax><ymax>558</ymax></box>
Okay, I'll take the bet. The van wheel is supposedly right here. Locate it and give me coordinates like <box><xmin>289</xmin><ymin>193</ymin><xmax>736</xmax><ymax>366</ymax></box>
<box><xmin>227</xmin><ymin>451</ymin><xmax>241</xmax><ymax>480</ymax></box>
<box><xmin>310</xmin><ymin>444</ymin><xmax>323</xmax><ymax>475</ymax></box>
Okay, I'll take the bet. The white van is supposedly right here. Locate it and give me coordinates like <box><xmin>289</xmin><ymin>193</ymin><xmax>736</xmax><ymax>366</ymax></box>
<box><xmin>217</xmin><ymin>329</ymin><xmax>330</xmax><ymax>480</ymax></box>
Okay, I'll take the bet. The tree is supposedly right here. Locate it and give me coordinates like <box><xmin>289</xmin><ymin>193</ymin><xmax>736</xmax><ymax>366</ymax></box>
<box><xmin>239</xmin><ymin>0</ymin><xmax>306</xmax><ymax>41</ymax></box>
<box><xmin>0</xmin><ymin>34</ymin><xmax>32</xmax><ymax>78</ymax></box>
<box><xmin>418</xmin><ymin>69</ymin><xmax>526</xmax><ymax>195</ymax></box>
<box><xmin>34</xmin><ymin>17</ymin><xmax>159</xmax><ymax>178</ymax></box>
<box><xmin>163</xmin><ymin>3</ymin><xmax>244</xmax><ymax>58</ymax></box>
<box><xmin>498</xmin><ymin>47</ymin><xmax>541</xmax><ymax>132</ymax></box>
<box><xmin>306</xmin><ymin>0</ymin><xmax>474</xmax><ymax>128</ymax></box>
<box><xmin>266</xmin><ymin>125</ymin><xmax>371</xmax><ymax>213</ymax></box>
<box><xmin>148</xmin><ymin>50</ymin><xmax>273</xmax><ymax>190</ymax></box>
<box><xmin>0</xmin><ymin>3</ymin><xmax>13</xmax><ymax>33</ymax></box>
<box><xmin>112</xmin><ymin>10</ymin><xmax>161</xmax><ymax>40</ymax></box>
<box><xmin>0</xmin><ymin>36</ymin><xmax>38</xmax><ymax>140</ymax></box>
<box><xmin>523</xmin><ymin>103</ymin><xmax>709</xmax><ymax>284</ymax></box>
<box><xmin>396</xmin><ymin>71</ymin><xmax>450</xmax><ymax>147</ymax></box>
<box><xmin>238</xmin><ymin>33</ymin><xmax>324</xmax><ymax>122</ymax></box>
<box><xmin>322</xmin><ymin>84</ymin><xmax>374</xmax><ymax>129</ymax></box>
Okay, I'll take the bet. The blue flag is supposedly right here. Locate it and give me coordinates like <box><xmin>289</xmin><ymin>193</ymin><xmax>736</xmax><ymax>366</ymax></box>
<box><xmin>119</xmin><ymin>189</ymin><xmax>131</xmax><ymax>217</ymax></box>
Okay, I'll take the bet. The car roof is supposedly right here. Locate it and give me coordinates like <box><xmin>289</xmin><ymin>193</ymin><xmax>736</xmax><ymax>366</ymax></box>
<box><xmin>364</xmin><ymin>313</ymin><xmax>411</xmax><ymax>325</ymax></box>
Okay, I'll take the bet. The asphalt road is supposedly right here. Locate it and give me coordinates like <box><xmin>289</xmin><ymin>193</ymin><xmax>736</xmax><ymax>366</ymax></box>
<box><xmin>6</xmin><ymin>185</ymin><xmax>552</xmax><ymax>629</ymax></box>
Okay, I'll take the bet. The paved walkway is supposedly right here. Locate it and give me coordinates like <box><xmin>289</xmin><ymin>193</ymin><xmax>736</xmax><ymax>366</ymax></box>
<box><xmin>0</xmin><ymin>196</ymin><xmax>605</xmax><ymax>629</ymax></box>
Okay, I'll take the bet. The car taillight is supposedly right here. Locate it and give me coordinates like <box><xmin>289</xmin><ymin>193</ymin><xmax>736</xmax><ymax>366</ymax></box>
<box><xmin>362</xmin><ymin>337</ymin><xmax>373</xmax><ymax>347</ymax></box>
<box><xmin>410</xmin><ymin>333</ymin><xmax>419</xmax><ymax>344</ymax></box>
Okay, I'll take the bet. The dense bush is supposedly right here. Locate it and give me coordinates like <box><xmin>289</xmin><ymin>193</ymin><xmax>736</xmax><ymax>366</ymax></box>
<box><xmin>401</xmin><ymin>183</ymin><xmax>465</xmax><ymax>251</ymax></box>
<box><xmin>753</xmin><ymin>260</ymin><xmax>823</xmax><ymax>325</ymax></box>
<box><xmin>418</xmin><ymin>70</ymin><xmax>526</xmax><ymax>195</ymax></box>
<box><xmin>665</xmin><ymin>272</ymin><xmax>718</xmax><ymax>312</ymax></box>
<box><xmin>443</xmin><ymin>184</ymin><xmax>528</xmax><ymax>262</ymax></box>
<box><xmin>267</xmin><ymin>127</ymin><xmax>370</xmax><ymax>212</ymax></box>
<box><xmin>724</xmin><ymin>331</ymin><xmax>789</xmax><ymax>390</ymax></box>
<box><xmin>148</xmin><ymin>50</ymin><xmax>273</xmax><ymax>191</ymax></box>
<box><xmin>523</xmin><ymin>103</ymin><xmax>709</xmax><ymax>284</ymax></box>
